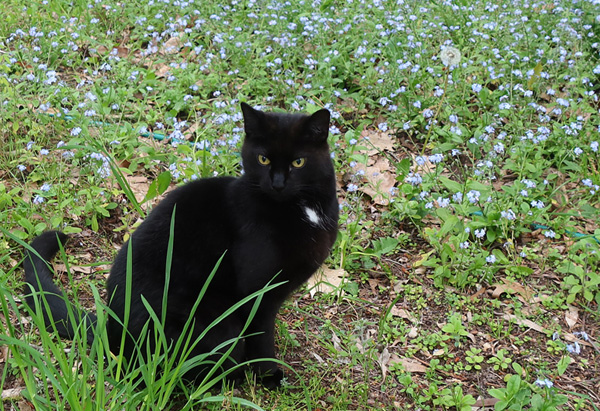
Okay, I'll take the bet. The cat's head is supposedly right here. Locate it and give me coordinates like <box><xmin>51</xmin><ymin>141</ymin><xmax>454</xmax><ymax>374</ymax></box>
<box><xmin>240</xmin><ymin>102</ymin><xmax>334</xmax><ymax>202</ymax></box>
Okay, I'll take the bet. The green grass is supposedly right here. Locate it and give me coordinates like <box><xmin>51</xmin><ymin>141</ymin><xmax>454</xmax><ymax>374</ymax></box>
<box><xmin>1</xmin><ymin>0</ymin><xmax>599</xmax><ymax>409</ymax></box>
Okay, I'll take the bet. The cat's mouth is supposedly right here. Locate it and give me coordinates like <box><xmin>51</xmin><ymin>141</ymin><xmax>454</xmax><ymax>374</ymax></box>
<box><xmin>266</xmin><ymin>187</ymin><xmax>291</xmax><ymax>202</ymax></box>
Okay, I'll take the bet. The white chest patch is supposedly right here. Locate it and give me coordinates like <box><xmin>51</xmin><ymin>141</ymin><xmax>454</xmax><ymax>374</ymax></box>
<box><xmin>304</xmin><ymin>206</ymin><xmax>322</xmax><ymax>226</ymax></box>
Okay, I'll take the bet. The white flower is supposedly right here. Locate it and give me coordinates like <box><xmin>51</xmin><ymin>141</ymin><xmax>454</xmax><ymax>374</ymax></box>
<box><xmin>439</xmin><ymin>46</ymin><xmax>461</xmax><ymax>66</ymax></box>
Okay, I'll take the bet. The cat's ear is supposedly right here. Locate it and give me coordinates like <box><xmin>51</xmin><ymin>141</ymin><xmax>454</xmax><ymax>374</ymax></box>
<box><xmin>241</xmin><ymin>102</ymin><xmax>265</xmax><ymax>137</ymax></box>
<box><xmin>305</xmin><ymin>109</ymin><xmax>330</xmax><ymax>142</ymax></box>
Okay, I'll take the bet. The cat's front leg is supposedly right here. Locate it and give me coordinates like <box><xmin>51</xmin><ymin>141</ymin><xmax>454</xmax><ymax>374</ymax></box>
<box><xmin>245</xmin><ymin>305</ymin><xmax>284</xmax><ymax>388</ymax></box>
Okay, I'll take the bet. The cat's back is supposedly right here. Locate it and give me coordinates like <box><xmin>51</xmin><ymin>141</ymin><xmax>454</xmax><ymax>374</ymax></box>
<box><xmin>109</xmin><ymin>176</ymin><xmax>239</xmax><ymax>284</ymax></box>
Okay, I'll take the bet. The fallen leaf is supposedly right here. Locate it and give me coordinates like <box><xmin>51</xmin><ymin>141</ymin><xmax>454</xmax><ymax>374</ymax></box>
<box><xmin>306</xmin><ymin>266</ymin><xmax>348</xmax><ymax>297</ymax></box>
<box><xmin>0</xmin><ymin>345</ymin><xmax>8</xmax><ymax>363</ymax></box>
<box><xmin>565</xmin><ymin>306</ymin><xmax>578</xmax><ymax>329</ymax></box>
<box><xmin>501</xmin><ymin>314</ymin><xmax>593</xmax><ymax>347</ymax></box>
<box><xmin>390</xmin><ymin>306</ymin><xmax>412</xmax><ymax>320</ymax></box>
<box><xmin>2</xmin><ymin>387</ymin><xmax>25</xmax><ymax>400</ymax></box>
<box><xmin>183</xmin><ymin>122</ymin><xmax>200</xmax><ymax>140</ymax></box>
<box><xmin>360</xmin><ymin>129</ymin><xmax>395</xmax><ymax>156</ymax></box>
<box><xmin>311</xmin><ymin>351</ymin><xmax>325</xmax><ymax>364</ymax></box>
<box><xmin>54</xmin><ymin>264</ymin><xmax>93</xmax><ymax>275</ymax></box>
<box><xmin>378</xmin><ymin>347</ymin><xmax>391</xmax><ymax>379</ymax></box>
<box><xmin>389</xmin><ymin>354</ymin><xmax>428</xmax><ymax>373</ymax></box>
<box><xmin>473</xmin><ymin>398</ymin><xmax>500</xmax><ymax>407</ymax></box>
<box><xmin>160</xmin><ymin>36</ymin><xmax>183</xmax><ymax>55</ymax></box>
<box><xmin>93</xmin><ymin>45</ymin><xmax>130</xmax><ymax>58</ymax></box>
<box><xmin>491</xmin><ymin>279</ymin><xmax>535</xmax><ymax>303</ymax></box>
<box><xmin>331</xmin><ymin>332</ymin><xmax>342</xmax><ymax>352</ymax></box>
<box><xmin>153</xmin><ymin>63</ymin><xmax>173</xmax><ymax>78</ymax></box>
<box><xmin>123</xmin><ymin>175</ymin><xmax>151</xmax><ymax>204</ymax></box>
<box><xmin>17</xmin><ymin>401</ymin><xmax>35</xmax><ymax>411</ymax></box>
<box><xmin>407</xmin><ymin>327</ymin><xmax>418</xmax><ymax>339</ymax></box>
<box><xmin>356</xmin><ymin>156</ymin><xmax>396</xmax><ymax>205</ymax></box>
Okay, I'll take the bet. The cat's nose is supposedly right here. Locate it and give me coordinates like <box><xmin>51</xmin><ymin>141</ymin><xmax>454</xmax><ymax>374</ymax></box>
<box><xmin>272</xmin><ymin>172</ymin><xmax>285</xmax><ymax>191</ymax></box>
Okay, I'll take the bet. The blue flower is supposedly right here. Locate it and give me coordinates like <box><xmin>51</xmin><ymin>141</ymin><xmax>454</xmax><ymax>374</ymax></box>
<box><xmin>486</xmin><ymin>254</ymin><xmax>496</xmax><ymax>263</ymax></box>
<box><xmin>437</xmin><ymin>197</ymin><xmax>450</xmax><ymax>208</ymax></box>
<box><xmin>466</xmin><ymin>190</ymin><xmax>480</xmax><ymax>204</ymax></box>
<box><xmin>566</xmin><ymin>341</ymin><xmax>581</xmax><ymax>354</ymax></box>
<box><xmin>405</xmin><ymin>172</ymin><xmax>422</xmax><ymax>186</ymax></box>
<box><xmin>534</xmin><ymin>379</ymin><xmax>553</xmax><ymax>389</ymax></box>
<box><xmin>501</xmin><ymin>209</ymin><xmax>516</xmax><ymax>220</ymax></box>
<box><xmin>428</xmin><ymin>153</ymin><xmax>443</xmax><ymax>164</ymax></box>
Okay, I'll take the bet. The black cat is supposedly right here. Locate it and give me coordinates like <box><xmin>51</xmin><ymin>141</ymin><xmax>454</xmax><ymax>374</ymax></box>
<box><xmin>23</xmin><ymin>102</ymin><xmax>339</xmax><ymax>388</ymax></box>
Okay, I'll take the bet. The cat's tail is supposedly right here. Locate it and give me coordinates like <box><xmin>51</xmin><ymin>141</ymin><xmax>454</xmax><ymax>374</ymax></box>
<box><xmin>23</xmin><ymin>231</ymin><xmax>97</xmax><ymax>343</ymax></box>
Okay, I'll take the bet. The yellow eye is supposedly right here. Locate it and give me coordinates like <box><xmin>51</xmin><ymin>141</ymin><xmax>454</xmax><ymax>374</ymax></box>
<box><xmin>291</xmin><ymin>158</ymin><xmax>306</xmax><ymax>168</ymax></box>
<box><xmin>257</xmin><ymin>155</ymin><xmax>271</xmax><ymax>165</ymax></box>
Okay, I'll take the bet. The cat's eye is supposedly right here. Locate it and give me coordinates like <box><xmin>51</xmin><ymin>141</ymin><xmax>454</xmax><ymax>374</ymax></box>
<box><xmin>257</xmin><ymin>155</ymin><xmax>271</xmax><ymax>165</ymax></box>
<box><xmin>291</xmin><ymin>158</ymin><xmax>306</xmax><ymax>168</ymax></box>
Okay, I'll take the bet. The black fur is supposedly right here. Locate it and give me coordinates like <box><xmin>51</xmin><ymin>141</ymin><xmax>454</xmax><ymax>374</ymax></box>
<box><xmin>23</xmin><ymin>103</ymin><xmax>338</xmax><ymax>388</ymax></box>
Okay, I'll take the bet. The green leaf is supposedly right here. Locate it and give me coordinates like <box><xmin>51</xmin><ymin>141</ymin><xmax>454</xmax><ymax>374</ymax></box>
<box><xmin>527</xmin><ymin>61</ymin><xmax>543</xmax><ymax>89</ymax></box>
<box><xmin>557</xmin><ymin>355</ymin><xmax>570</xmax><ymax>375</ymax></box>
<box><xmin>143</xmin><ymin>171</ymin><xmax>172</xmax><ymax>203</ymax></box>
<box><xmin>438</xmin><ymin>215</ymin><xmax>460</xmax><ymax>237</ymax></box>
<box><xmin>439</xmin><ymin>176</ymin><xmax>463</xmax><ymax>193</ymax></box>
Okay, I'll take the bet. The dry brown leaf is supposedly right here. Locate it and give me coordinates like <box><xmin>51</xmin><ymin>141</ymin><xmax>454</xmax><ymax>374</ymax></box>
<box><xmin>473</xmin><ymin>398</ymin><xmax>500</xmax><ymax>408</ymax></box>
<box><xmin>93</xmin><ymin>45</ymin><xmax>130</xmax><ymax>58</ymax></box>
<box><xmin>311</xmin><ymin>351</ymin><xmax>325</xmax><ymax>364</ymax></box>
<box><xmin>565</xmin><ymin>306</ymin><xmax>579</xmax><ymax>329</ymax></box>
<box><xmin>306</xmin><ymin>266</ymin><xmax>347</xmax><ymax>297</ymax></box>
<box><xmin>491</xmin><ymin>279</ymin><xmax>535</xmax><ymax>303</ymax></box>
<box><xmin>378</xmin><ymin>347</ymin><xmax>391</xmax><ymax>379</ymax></box>
<box><xmin>390</xmin><ymin>306</ymin><xmax>412</xmax><ymax>319</ymax></box>
<box><xmin>356</xmin><ymin>156</ymin><xmax>396</xmax><ymax>205</ymax></box>
<box><xmin>183</xmin><ymin>122</ymin><xmax>200</xmax><ymax>140</ymax></box>
<box><xmin>153</xmin><ymin>63</ymin><xmax>172</xmax><ymax>78</ymax></box>
<box><xmin>123</xmin><ymin>175</ymin><xmax>151</xmax><ymax>204</ymax></box>
<box><xmin>0</xmin><ymin>345</ymin><xmax>8</xmax><ymax>363</ymax></box>
<box><xmin>2</xmin><ymin>387</ymin><xmax>24</xmax><ymax>400</ymax></box>
<box><xmin>389</xmin><ymin>354</ymin><xmax>428</xmax><ymax>373</ymax></box>
<box><xmin>17</xmin><ymin>401</ymin><xmax>35</xmax><ymax>411</ymax></box>
<box><xmin>360</xmin><ymin>129</ymin><xmax>395</xmax><ymax>156</ymax></box>
<box><xmin>54</xmin><ymin>263</ymin><xmax>93</xmax><ymax>274</ymax></box>
<box><xmin>501</xmin><ymin>314</ymin><xmax>592</xmax><ymax>347</ymax></box>
<box><xmin>160</xmin><ymin>36</ymin><xmax>183</xmax><ymax>55</ymax></box>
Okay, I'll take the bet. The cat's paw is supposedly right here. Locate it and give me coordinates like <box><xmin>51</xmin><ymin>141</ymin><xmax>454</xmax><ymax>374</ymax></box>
<box><xmin>260</xmin><ymin>367</ymin><xmax>284</xmax><ymax>389</ymax></box>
